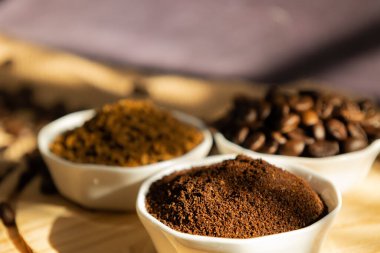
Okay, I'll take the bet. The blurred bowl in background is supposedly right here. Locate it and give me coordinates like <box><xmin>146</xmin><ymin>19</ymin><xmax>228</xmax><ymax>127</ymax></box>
<box><xmin>215</xmin><ymin>132</ymin><xmax>380</xmax><ymax>193</ymax></box>
<box><xmin>38</xmin><ymin>109</ymin><xmax>212</xmax><ymax>211</ymax></box>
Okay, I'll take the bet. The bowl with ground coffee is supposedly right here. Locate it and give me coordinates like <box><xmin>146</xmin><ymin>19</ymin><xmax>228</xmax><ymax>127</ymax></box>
<box><xmin>137</xmin><ymin>154</ymin><xmax>341</xmax><ymax>253</ymax></box>
<box><xmin>214</xmin><ymin>88</ymin><xmax>380</xmax><ymax>192</ymax></box>
<box><xmin>38</xmin><ymin>99</ymin><xmax>212</xmax><ymax>210</ymax></box>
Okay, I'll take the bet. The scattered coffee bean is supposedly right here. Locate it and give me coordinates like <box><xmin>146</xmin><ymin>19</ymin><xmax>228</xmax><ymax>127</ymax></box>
<box><xmin>308</xmin><ymin>140</ymin><xmax>339</xmax><ymax>157</ymax></box>
<box><xmin>0</xmin><ymin>87</ymin><xmax>77</xmax><ymax>198</ymax></box>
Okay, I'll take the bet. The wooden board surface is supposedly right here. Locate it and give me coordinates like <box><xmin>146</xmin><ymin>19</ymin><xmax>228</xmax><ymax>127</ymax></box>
<box><xmin>1</xmin><ymin>35</ymin><xmax>380</xmax><ymax>253</ymax></box>
<box><xmin>0</xmin><ymin>160</ymin><xmax>379</xmax><ymax>253</ymax></box>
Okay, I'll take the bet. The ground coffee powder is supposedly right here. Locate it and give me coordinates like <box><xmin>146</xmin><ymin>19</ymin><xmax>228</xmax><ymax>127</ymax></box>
<box><xmin>50</xmin><ymin>99</ymin><xmax>203</xmax><ymax>167</ymax></box>
<box><xmin>146</xmin><ymin>155</ymin><xmax>327</xmax><ymax>238</ymax></box>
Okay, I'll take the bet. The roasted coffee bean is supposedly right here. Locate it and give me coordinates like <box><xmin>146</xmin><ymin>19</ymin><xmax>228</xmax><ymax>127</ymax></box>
<box><xmin>259</xmin><ymin>140</ymin><xmax>279</xmax><ymax>154</ymax></box>
<box><xmin>245</xmin><ymin>108</ymin><xmax>257</xmax><ymax>123</ymax></box>
<box><xmin>279</xmin><ymin>139</ymin><xmax>305</xmax><ymax>156</ymax></box>
<box><xmin>343</xmin><ymin>138</ymin><xmax>368</xmax><ymax>153</ymax></box>
<box><xmin>358</xmin><ymin>99</ymin><xmax>376</xmax><ymax>112</ymax></box>
<box><xmin>316</xmin><ymin>98</ymin><xmax>334</xmax><ymax>119</ymax></box>
<box><xmin>280</xmin><ymin>113</ymin><xmax>300</xmax><ymax>133</ymax></box>
<box><xmin>245</xmin><ymin>132</ymin><xmax>266</xmax><ymax>151</ymax></box>
<box><xmin>217</xmin><ymin>88</ymin><xmax>379</xmax><ymax>157</ymax></box>
<box><xmin>235</xmin><ymin>127</ymin><xmax>250</xmax><ymax>144</ymax></box>
<box><xmin>340</xmin><ymin>101</ymin><xmax>364</xmax><ymax>122</ymax></box>
<box><xmin>347</xmin><ymin>122</ymin><xmax>367</xmax><ymax>140</ymax></box>
<box><xmin>259</xmin><ymin>101</ymin><xmax>271</xmax><ymax>120</ymax></box>
<box><xmin>289</xmin><ymin>95</ymin><xmax>314</xmax><ymax>112</ymax></box>
<box><xmin>308</xmin><ymin>140</ymin><xmax>339</xmax><ymax>157</ymax></box>
<box><xmin>271</xmin><ymin>131</ymin><xmax>287</xmax><ymax>144</ymax></box>
<box><xmin>299</xmin><ymin>89</ymin><xmax>320</xmax><ymax>100</ymax></box>
<box><xmin>328</xmin><ymin>95</ymin><xmax>343</xmax><ymax>107</ymax></box>
<box><xmin>326</xmin><ymin>119</ymin><xmax>347</xmax><ymax>140</ymax></box>
<box><xmin>301</xmin><ymin>110</ymin><xmax>319</xmax><ymax>126</ymax></box>
<box><xmin>265</xmin><ymin>87</ymin><xmax>286</xmax><ymax>105</ymax></box>
<box><xmin>287</xmin><ymin>128</ymin><xmax>315</xmax><ymax>145</ymax></box>
<box><xmin>361</xmin><ymin>112</ymin><xmax>380</xmax><ymax>138</ymax></box>
<box><xmin>272</xmin><ymin>103</ymin><xmax>290</xmax><ymax>117</ymax></box>
<box><xmin>313</xmin><ymin>122</ymin><xmax>326</xmax><ymax>140</ymax></box>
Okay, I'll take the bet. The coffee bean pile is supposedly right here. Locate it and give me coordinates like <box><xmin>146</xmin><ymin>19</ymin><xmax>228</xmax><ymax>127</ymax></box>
<box><xmin>215</xmin><ymin>88</ymin><xmax>380</xmax><ymax>157</ymax></box>
<box><xmin>146</xmin><ymin>155</ymin><xmax>327</xmax><ymax>238</ymax></box>
<box><xmin>0</xmin><ymin>86</ymin><xmax>70</xmax><ymax>194</ymax></box>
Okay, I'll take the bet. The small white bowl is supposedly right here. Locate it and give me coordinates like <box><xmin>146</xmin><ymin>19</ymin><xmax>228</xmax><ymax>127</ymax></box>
<box><xmin>137</xmin><ymin>154</ymin><xmax>341</xmax><ymax>253</ymax></box>
<box><xmin>38</xmin><ymin>109</ymin><xmax>212</xmax><ymax>211</ymax></box>
<box><xmin>215</xmin><ymin>132</ymin><xmax>380</xmax><ymax>193</ymax></box>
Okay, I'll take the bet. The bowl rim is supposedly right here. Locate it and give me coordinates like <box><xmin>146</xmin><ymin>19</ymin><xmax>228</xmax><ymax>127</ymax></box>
<box><xmin>136</xmin><ymin>154</ymin><xmax>342</xmax><ymax>245</ymax></box>
<box><xmin>38</xmin><ymin>109</ymin><xmax>213</xmax><ymax>173</ymax></box>
<box><xmin>214</xmin><ymin>132</ymin><xmax>380</xmax><ymax>163</ymax></box>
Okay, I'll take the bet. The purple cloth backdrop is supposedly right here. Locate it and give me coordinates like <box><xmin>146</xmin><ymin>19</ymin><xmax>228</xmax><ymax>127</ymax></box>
<box><xmin>0</xmin><ymin>0</ymin><xmax>379</xmax><ymax>97</ymax></box>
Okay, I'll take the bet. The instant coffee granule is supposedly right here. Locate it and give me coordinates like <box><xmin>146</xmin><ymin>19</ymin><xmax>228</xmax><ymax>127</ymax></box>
<box><xmin>146</xmin><ymin>155</ymin><xmax>327</xmax><ymax>239</ymax></box>
<box><xmin>50</xmin><ymin>100</ymin><xmax>203</xmax><ymax>167</ymax></box>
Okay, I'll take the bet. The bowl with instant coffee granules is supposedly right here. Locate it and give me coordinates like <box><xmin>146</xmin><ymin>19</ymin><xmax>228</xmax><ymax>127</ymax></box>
<box><xmin>38</xmin><ymin>99</ymin><xmax>212</xmax><ymax>210</ymax></box>
<box><xmin>214</xmin><ymin>88</ymin><xmax>380</xmax><ymax>192</ymax></box>
<box><xmin>137</xmin><ymin>154</ymin><xmax>341</xmax><ymax>253</ymax></box>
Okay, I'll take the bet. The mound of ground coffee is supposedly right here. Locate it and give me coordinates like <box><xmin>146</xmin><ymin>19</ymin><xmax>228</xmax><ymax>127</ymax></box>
<box><xmin>146</xmin><ymin>155</ymin><xmax>327</xmax><ymax>239</ymax></box>
<box><xmin>50</xmin><ymin>99</ymin><xmax>203</xmax><ymax>167</ymax></box>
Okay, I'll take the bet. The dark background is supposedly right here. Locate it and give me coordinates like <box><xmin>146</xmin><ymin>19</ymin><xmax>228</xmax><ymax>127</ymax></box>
<box><xmin>0</xmin><ymin>0</ymin><xmax>379</xmax><ymax>97</ymax></box>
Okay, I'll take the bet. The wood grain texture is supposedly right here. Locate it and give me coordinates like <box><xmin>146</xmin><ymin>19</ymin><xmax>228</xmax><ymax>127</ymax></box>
<box><xmin>0</xmin><ymin>161</ymin><xmax>379</xmax><ymax>253</ymax></box>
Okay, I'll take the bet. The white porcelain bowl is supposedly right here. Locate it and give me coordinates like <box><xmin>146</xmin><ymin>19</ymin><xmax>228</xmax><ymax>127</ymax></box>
<box><xmin>215</xmin><ymin>132</ymin><xmax>380</xmax><ymax>193</ymax></box>
<box><xmin>38</xmin><ymin>109</ymin><xmax>212</xmax><ymax>211</ymax></box>
<box><xmin>137</xmin><ymin>154</ymin><xmax>341</xmax><ymax>253</ymax></box>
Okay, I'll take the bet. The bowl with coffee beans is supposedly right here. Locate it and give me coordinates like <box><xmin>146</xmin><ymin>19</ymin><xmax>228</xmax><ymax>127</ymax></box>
<box><xmin>214</xmin><ymin>88</ymin><xmax>380</xmax><ymax>192</ymax></box>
